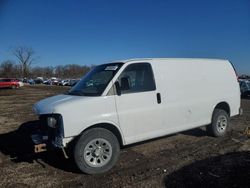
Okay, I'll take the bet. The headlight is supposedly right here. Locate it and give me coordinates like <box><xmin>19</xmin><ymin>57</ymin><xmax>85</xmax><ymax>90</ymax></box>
<box><xmin>47</xmin><ymin>117</ymin><xmax>57</xmax><ymax>128</ymax></box>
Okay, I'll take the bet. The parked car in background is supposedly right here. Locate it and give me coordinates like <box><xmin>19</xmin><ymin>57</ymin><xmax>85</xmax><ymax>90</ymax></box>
<box><xmin>22</xmin><ymin>78</ymin><xmax>28</xmax><ymax>83</ymax></box>
<box><xmin>50</xmin><ymin>77</ymin><xmax>59</xmax><ymax>85</ymax></box>
<box><xmin>43</xmin><ymin>79</ymin><xmax>51</xmax><ymax>85</ymax></box>
<box><xmin>58</xmin><ymin>79</ymin><xmax>70</xmax><ymax>86</ymax></box>
<box><xmin>34</xmin><ymin>78</ymin><xmax>43</xmax><ymax>84</ymax></box>
<box><xmin>65</xmin><ymin>79</ymin><xmax>80</xmax><ymax>86</ymax></box>
<box><xmin>28</xmin><ymin>79</ymin><xmax>35</xmax><ymax>85</ymax></box>
<box><xmin>36</xmin><ymin>77</ymin><xmax>44</xmax><ymax>81</ymax></box>
<box><xmin>52</xmin><ymin>79</ymin><xmax>59</xmax><ymax>85</ymax></box>
<box><xmin>18</xmin><ymin>79</ymin><xmax>24</xmax><ymax>87</ymax></box>
<box><xmin>239</xmin><ymin>80</ymin><xmax>250</xmax><ymax>97</ymax></box>
<box><xmin>0</xmin><ymin>78</ymin><xmax>20</xmax><ymax>89</ymax></box>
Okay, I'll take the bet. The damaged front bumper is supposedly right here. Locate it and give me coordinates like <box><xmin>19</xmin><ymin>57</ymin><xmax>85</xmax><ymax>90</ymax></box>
<box><xmin>31</xmin><ymin>114</ymin><xmax>64</xmax><ymax>153</ymax></box>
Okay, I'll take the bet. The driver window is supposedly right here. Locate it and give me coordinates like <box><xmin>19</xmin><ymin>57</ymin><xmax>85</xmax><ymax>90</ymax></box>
<box><xmin>117</xmin><ymin>63</ymin><xmax>156</xmax><ymax>94</ymax></box>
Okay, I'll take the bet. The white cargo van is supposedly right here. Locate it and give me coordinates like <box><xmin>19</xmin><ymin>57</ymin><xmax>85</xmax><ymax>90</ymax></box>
<box><xmin>32</xmin><ymin>58</ymin><xmax>241</xmax><ymax>174</ymax></box>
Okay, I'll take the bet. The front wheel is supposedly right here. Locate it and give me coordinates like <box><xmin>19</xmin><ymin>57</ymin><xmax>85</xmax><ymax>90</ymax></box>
<box><xmin>74</xmin><ymin>128</ymin><xmax>120</xmax><ymax>174</ymax></box>
<box><xmin>206</xmin><ymin>109</ymin><xmax>230</xmax><ymax>137</ymax></box>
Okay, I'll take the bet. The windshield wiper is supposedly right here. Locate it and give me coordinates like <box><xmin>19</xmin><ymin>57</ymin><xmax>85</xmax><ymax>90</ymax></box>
<box><xmin>67</xmin><ymin>90</ymin><xmax>86</xmax><ymax>96</ymax></box>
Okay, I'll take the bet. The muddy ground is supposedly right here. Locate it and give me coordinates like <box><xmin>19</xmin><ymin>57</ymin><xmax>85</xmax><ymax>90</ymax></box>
<box><xmin>0</xmin><ymin>85</ymin><xmax>249</xmax><ymax>188</ymax></box>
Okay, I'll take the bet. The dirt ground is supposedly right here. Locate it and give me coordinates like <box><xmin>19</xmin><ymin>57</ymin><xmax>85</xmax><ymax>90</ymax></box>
<box><xmin>0</xmin><ymin>85</ymin><xmax>249</xmax><ymax>188</ymax></box>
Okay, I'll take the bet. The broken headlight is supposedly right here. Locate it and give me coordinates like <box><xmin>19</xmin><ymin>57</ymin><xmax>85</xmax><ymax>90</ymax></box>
<box><xmin>47</xmin><ymin>116</ymin><xmax>57</xmax><ymax>128</ymax></box>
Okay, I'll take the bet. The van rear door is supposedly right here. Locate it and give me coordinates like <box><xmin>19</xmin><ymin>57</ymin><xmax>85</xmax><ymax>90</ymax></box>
<box><xmin>114</xmin><ymin>63</ymin><xmax>163</xmax><ymax>144</ymax></box>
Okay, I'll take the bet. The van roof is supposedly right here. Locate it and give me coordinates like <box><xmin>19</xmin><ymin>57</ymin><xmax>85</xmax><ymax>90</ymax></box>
<box><xmin>114</xmin><ymin>58</ymin><xmax>228</xmax><ymax>63</ymax></box>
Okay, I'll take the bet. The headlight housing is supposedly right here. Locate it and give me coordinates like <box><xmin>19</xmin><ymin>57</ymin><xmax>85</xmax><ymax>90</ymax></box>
<box><xmin>47</xmin><ymin>116</ymin><xmax>57</xmax><ymax>128</ymax></box>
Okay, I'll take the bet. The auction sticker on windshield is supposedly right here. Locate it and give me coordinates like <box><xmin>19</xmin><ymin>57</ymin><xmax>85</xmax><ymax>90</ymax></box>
<box><xmin>105</xmin><ymin>66</ymin><xmax>118</xmax><ymax>71</ymax></box>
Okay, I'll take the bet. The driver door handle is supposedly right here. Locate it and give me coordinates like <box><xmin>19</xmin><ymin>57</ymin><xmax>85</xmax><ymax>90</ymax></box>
<box><xmin>157</xmin><ymin>93</ymin><xmax>161</xmax><ymax>104</ymax></box>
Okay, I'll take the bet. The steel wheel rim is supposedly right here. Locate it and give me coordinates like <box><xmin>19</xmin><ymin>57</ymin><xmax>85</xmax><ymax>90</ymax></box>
<box><xmin>216</xmin><ymin>115</ymin><xmax>227</xmax><ymax>132</ymax></box>
<box><xmin>83</xmin><ymin>138</ymin><xmax>112</xmax><ymax>168</ymax></box>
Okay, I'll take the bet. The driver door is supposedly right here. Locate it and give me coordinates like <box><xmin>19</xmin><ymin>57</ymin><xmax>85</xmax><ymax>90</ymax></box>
<box><xmin>114</xmin><ymin>63</ymin><xmax>163</xmax><ymax>144</ymax></box>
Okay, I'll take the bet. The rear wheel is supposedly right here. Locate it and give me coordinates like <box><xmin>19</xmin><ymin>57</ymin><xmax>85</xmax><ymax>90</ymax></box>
<box><xmin>74</xmin><ymin>128</ymin><xmax>120</xmax><ymax>174</ymax></box>
<box><xmin>206</xmin><ymin>109</ymin><xmax>229</xmax><ymax>137</ymax></box>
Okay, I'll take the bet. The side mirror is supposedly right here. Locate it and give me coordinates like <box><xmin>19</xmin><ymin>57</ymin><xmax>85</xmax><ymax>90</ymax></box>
<box><xmin>115</xmin><ymin>81</ymin><xmax>121</xmax><ymax>96</ymax></box>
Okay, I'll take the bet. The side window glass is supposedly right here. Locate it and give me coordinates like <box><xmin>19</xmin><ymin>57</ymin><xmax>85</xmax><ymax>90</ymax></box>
<box><xmin>117</xmin><ymin>63</ymin><xmax>156</xmax><ymax>94</ymax></box>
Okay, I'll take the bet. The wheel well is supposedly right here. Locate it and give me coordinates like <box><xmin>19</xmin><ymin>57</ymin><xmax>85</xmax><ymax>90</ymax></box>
<box><xmin>84</xmin><ymin>123</ymin><xmax>124</xmax><ymax>147</ymax></box>
<box><xmin>214</xmin><ymin>102</ymin><xmax>230</xmax><ymax>116</ymax></box>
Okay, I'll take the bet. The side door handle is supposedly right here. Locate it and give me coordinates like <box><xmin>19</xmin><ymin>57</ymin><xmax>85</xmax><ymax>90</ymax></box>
<box><xmin>156</xmin><ymin>93</ymin><xmax>161</xmax><ymax>104</ymax></box>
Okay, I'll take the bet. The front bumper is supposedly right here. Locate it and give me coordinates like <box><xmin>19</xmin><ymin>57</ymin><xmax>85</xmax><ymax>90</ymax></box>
<box><xmin>31</xmin><ymin>114</ymin><xmax>64</xmax><ymax>153</ymax></box>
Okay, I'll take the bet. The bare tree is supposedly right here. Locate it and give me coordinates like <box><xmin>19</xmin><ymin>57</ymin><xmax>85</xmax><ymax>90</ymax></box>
<box><xmin>55</xmin><ymin>65</ymin><xmax>65</xmax><ymax>78</ymax></box>
<box><xmin>12</xmin><ymin>46</ymin><xmax>35</xmax><ymax>78</ymax></box>
<box><xmin>0</xmin><ymin>60</ymin><xmax>17</xmax><ymax>78</ymax></box>
<box><xmin>43</xmin><ymin>66</ymin><xmax>54</xmax><ymax>78</ymax></box>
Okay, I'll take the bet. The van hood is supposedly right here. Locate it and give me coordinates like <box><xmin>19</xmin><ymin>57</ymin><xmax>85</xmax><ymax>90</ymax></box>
<box><xmin>33</xmin><ymin>94</ymin><xmax>82</xmax><ymax>115</ymax></box>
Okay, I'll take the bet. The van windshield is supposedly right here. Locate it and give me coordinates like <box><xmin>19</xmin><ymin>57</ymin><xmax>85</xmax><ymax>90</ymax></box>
<box><xmin>67</xmin><ymin>63</ymin><xmax>123</xmax><ymax>96</ymax></box>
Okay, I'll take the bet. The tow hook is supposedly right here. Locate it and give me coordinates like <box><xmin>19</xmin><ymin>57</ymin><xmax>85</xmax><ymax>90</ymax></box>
<box><xmin>34</xmin><ymin>143</ymin><xmax>47</xmax><ymax>153</ymax></box>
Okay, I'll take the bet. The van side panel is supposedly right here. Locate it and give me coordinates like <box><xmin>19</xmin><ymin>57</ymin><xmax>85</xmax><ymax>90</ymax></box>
<box><xmin>152</xmin><ymin>59</ymin><xmax>240</xmax><ymax>135</ymax></box>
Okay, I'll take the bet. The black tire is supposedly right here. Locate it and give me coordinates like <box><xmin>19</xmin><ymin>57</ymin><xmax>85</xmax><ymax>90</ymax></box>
<box><xmin>206</xmin><ymin>109</ymin><xmax>230</xmax><ymax>137</ymax></box>
<box><xmin>74</xmin><ymin>128</ymin><xmax>120</xmax><ymax>174</ymax></box>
